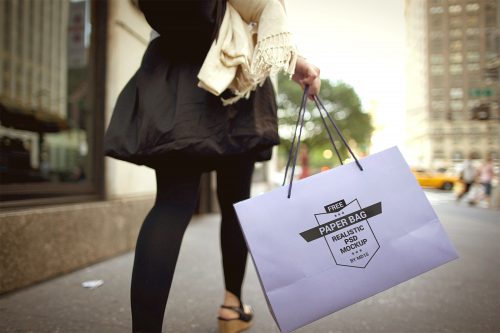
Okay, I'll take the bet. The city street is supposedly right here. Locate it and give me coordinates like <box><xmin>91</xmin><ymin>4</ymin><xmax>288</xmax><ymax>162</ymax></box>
<box><xmin>1</xmin><ymin>190</ymin><xmax>499</xmax><ymax>333</ymax></box>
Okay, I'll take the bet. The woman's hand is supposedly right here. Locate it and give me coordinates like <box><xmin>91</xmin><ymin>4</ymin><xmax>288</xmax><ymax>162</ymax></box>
<box><xmin>291</xmin><ymin>56</ymin><xmax>321</xmax><ymax>100</ymax></box>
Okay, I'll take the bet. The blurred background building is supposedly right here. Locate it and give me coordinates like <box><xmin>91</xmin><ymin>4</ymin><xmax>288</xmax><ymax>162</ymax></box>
<box><xmin>405</xmin><ymin>0</ymin><xmax>499</xmax><ymax>170</ymax></box>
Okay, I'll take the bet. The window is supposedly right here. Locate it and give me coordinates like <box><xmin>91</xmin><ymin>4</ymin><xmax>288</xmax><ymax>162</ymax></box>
<box><xmin>431</xmin><ymin>111</ymin><xmax>444</xmax><ymax>120</ymax></box>
<box><xmin>431</xmin><ymin>88</ymin><xmax>444</xmax><ymax>97</ymax></box>
<box><xmin>450</xmin><ymin>88</ymin><xmax>464</xmax><ymax>99</ymax></box>
<box><xmin>430</xmin><ymin>54</ymin><xmax>444</xmax><ymax>64</ymax></box>
<box><xmin>0</xmin><ymin>0</ymin><xmax>106</xmax><ymax>206</ymax></box>
<box><xmin>449</xmin><ymin>17</ymin><xmax>463</xmax><ymax>28</ymax></box>
<box><xmin>450</xmin><ymin>100</ymin><xmax>464</xmax><ymax>110</ymax></box>
<box><xmin>449</xmin><ymin>29</ymin><xmax>462</xmax><ymax>39</ymax></box>
<box><xmin>470</xmin><ymin>151</ymin><xmax>481</xmax><ymax>159</ymax></box>
<box><xmin>432</xmin><ymin>100</ymin><xmax>446</xmax><ymax>110</ymax></box>
<box><xmin>431</xmin><ymin>38</ymin><xmax>443</xmax><ymax>50</ymax></box>
<box><xmin>466</xmin><ymin>30</ymin><xmax>480</xmax><ymax>43</ymax></box>
<box><xmin>430</xmin><ymin>16</ymin><xmax>443</xmax><ymax>29</ymax></box>
<box><xmin>486</xmin><ymin>32</ymin><xmax>497</xmax><ymax>53</ymax></box>
<box><xmin>450</xmin><ymin>53</ymin><xmax>463</xmax><ymax>63</ymax></box>
<box><xmin>430</xmin><ymin>31</ymin><xmax>444</xmax><ymax>39</ymax></box>
<box><xmin>466</xmin><ymin>28</ymin><xmax>480</xmax><ymax>36</ymax></box>
<box><xmin>449</xmin><ymin>5</ymin><xmax>462</xmax><ymax>14</ymax></box>
<box><xmin>466</xmin><ymin>16</ymin><xmax>479</xmax><ymax>26</ymax></box>
<box><xmin>475</xmin><ymin>136</ymin><xmax>484</xmax><ymax>143</ymax></box>
<box><xmin>466</xmin><ymin>51</ymin><xmax>480</xmax><ymax>62</ymax></box>
<box><xmin>469</xmin><ymin>136</ymin><xmax>480</xmax><ymax>144</ymax></box>
<box><xmin>488</xmin><ymin>151</ymin><xmax>499</xmax><ymax>160</ymax></box>
<box><xmin>452</xmin><ymin>151</ymin><xmax>463</xmax><ymax>160</ymax></box>
<box><xmin>432</xmin><ymin>127</ymin><xmax>444</xmax><ymax>135</ymax></box>
<box><xmin>450</xmin><ymin>64</ymin><xmax>463</xmax><ymax>75</ymax></box>
<box><xmin>466</xmin><ymin>39</ymin><xmax>480</xmax><ymax>50</ymax></box>
<box><xmin>486</xmin><ymin>13</ymin><xmax>496</xmax><ymax>27</ymax></box>
<box><xmin>433</xmin><ymin>150</ymin><xmax>445</xmax><ymax>159</ymax></box>
<box><xmin>450</xmin><ymin>111</ymin><xmax>465</xmax><ymax>120</ymax></box>
<box><xmin>430</xmin><ymin>6</ymin><xmax>444</xmax><ymax>14</ymax></box>
<box><xmin>450</xmin><ymin>40</ymin><xmax>463</xmax><ymax>51</ymax></box>
<box><xmin>467</xmin><ymin>63</ymin><xmax>480</xmax><ymax>71</ymax></box>
<box><xmin>431</xmin><ymin>65</ymin><xmax>444</xmax><ymax>75</ymax></box>
<box><xmin>485</xmin><ymin>3</ymin><xmax>497</xmax><ymax>27</ymax></box>
<box><xmin>467</xmin><ymin>99</ymin><xmax>479</xmax><ymax>108</ymax></box>
<box><xmin>431</xmin><ymin>76</ymin><xmax>444</xmax><ymax>87</ymax></box>
<box><xmin>465</xmin><ymin>3</ymin><xmax>480</xmax><ymax>12</ymax></box>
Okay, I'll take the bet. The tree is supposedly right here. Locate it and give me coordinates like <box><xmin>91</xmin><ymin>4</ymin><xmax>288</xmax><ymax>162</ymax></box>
<box><xmin>277</xmin><ymin>73</ymin><xmax>374</xmax><ymax>170</ymax></box>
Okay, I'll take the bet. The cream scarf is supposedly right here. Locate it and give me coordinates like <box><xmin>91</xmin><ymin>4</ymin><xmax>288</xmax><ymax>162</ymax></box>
<box><xmin>197</xmin><ymin>0</ymin><xmax>298</xmax><ymax>105</ymax></box>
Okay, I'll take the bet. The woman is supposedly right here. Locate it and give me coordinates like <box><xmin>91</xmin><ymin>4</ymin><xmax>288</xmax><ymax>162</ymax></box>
<box><xmin>474</xmin><ymin>156</ymin><xmax>495</xmax><ymax>207</ymax></box>
<box><xmin>104</xmin><ymin>1</ymin><xmax>321</xmax><ymax>332</ymax></box>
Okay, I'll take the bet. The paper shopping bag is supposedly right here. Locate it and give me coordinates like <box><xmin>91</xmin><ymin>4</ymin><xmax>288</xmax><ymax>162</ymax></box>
<box><xmin>234</xmin><ymin>146</ymin><xmax>459</xmax><ymax>333</ymax></box>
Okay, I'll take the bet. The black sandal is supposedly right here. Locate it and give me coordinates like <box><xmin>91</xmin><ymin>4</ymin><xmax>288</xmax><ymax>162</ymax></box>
<box><xmin>218</xmin><ymin>304</ymin><xmax>254</xmax><ymax>333</ymax></box>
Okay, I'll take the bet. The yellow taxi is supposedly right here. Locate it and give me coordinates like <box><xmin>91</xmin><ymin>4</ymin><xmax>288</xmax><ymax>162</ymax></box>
<box><xmin>411</xmin><ymin>168</ymin><xmax>459</xmax><ymax>191</ymax></box>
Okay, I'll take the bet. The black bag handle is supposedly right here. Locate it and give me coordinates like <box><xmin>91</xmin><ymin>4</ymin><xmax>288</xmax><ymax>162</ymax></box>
<box><xmin>316</xmin><ymin>97</ymin><xmax>343</xmax><ymax>166</ymax></box>
<box><xmin>282</xmin><ymin>85</ymin><xmax>310</xmax><ymax>198</ymax></box>
<box><xmin>314</xmin><ymin>95</ymin><xmax>364</xmax><ymax>172</ymax></box>
<box><xmin>282</xmin><ymin>86</ymin><xmax>363</xmax><ymax>198</ymax></box>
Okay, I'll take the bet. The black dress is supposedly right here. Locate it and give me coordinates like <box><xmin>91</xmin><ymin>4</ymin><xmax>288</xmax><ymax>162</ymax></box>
<box><xmin>103</xmin><ymin>0</ymin><xmax>280</xmax><ymax>171</ymax></box>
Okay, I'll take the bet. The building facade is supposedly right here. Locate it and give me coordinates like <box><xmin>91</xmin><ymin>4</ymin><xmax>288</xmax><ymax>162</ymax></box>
<box><xmin>405</xmin><ymin>0</ymin><xmax>499</xmax><ymax>170</ymax></box>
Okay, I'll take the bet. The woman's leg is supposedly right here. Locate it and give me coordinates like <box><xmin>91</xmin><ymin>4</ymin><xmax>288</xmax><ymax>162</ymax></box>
<box><xmin>216</xmin><ymin>155</ymin><xmax>255</xmax><ymax>312</ymax></box>
<box><xmin>131</xmin><ymin>166</ymin><xmax>201</xmax><ymax>333</ymax></box>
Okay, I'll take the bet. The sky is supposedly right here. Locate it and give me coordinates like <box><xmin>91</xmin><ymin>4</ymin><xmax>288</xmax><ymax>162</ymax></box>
<box><xmin>285</xmin><ymin>0</ymin><xmax>407</xmax><ymax>152</ymax></box>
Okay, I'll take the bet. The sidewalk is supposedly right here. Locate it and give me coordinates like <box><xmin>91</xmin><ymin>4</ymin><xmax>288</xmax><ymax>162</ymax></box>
<box><xmin>1</xmin><ymin>202</ymin><xmax>499</xmax><ymax>332</ymax></box>
<box><xmin>0</xmin><ymin>214</ymin><xmax>280</xmax><ymax>333</ymax></box>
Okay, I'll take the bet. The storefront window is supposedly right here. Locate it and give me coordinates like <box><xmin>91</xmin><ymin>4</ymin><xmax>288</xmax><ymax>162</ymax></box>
<box><xmin>0</xmin><ymin>0</ymin><xmax>105</xmax><ymax>205</ymax></box>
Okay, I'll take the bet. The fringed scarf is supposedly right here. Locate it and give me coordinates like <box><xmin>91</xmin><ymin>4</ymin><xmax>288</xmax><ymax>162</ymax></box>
<box><xmin>197</xmin><ymin>0</ymin><xmax>298</xmax><ymax>105</ymax></box>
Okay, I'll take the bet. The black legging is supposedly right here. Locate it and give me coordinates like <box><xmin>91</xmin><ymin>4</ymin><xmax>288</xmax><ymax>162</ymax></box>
<box><xmin>131</xmin><ymin>155</ymin><xmax>255</xmax><ymax>333</ymax></box>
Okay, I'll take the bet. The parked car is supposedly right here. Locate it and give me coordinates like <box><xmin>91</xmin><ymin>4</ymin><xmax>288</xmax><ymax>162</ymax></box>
<box><xmin>411</xmin><ymin>168</ymin><xmax>459</xmax><ymax>190</ymax></box>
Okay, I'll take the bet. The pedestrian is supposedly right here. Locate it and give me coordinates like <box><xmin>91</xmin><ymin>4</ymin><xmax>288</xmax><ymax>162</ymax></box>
<box><xmin>474</xmin><ymin>156</ymin><xmax>495</xmax><ymax>207</ymax></box>
<box><xmin>103</xmin><ymin>1</ymin><xmax>321</xmax><ymax>332</ymax></box>
<box><xmin>456</xmin><ymin>153</ymin><xmax>476</xmax><ymax>202</ymax></box>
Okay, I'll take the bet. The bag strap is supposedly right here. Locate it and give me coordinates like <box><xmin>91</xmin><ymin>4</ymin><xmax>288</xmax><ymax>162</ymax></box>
<box><xmin>313</xmin><ymin>95</ymin><xmax>364</xmax><ymax>172</ymax></box>
<box><xmin>282</xmin><ymin>86</ymin><xmax>364</xmax><ymax>198</ymax></box>
<box><xmin>316</xmin><ymin>97</ymin><xmax>343</xmax><ymax>166</ymax></box>
<box><xmin>282</xmin><ymin>85</ymin><xmax>310</xmax><ymax>198</ymax></box>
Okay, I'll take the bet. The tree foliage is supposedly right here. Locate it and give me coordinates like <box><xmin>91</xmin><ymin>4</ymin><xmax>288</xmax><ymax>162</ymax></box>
<box><xmin>277</xmin><ymin>73</ymin><xmax>374</xmax><ymax>170</ymax></box>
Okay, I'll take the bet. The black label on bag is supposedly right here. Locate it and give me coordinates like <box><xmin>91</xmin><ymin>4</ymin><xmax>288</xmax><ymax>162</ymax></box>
<box><xmin>324</xmin><ymin>199</ymin><xmax>346</xmax><ymax>213</ymax></box>
<box><xmin>300</xmin><ymin>199</ymin><xmax>382</xmax><ymax>268</ymax></box>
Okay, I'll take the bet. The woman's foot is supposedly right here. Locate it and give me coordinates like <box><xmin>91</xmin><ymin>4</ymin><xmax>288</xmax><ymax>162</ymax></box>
<box><xmin>218</xmin><ymin>304</ymin><xmax>254</xmax><ymax>333</ymax></box>
<box><xmin>219</xmin><ymin>290</ymin><xmax>247</xmax><ymax>319</ymax></box>
<box><xmin>218</xmin><ymin>303</ymin><xmax>252</xmax><ymax>320</ymax></box>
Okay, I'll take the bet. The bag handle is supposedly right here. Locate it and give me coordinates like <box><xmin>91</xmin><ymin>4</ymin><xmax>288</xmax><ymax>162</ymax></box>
<box><xmin>314</xmin><ymin>95</ymin><xmax>364</xmax><ymax>172</ymax></box>
<box><xmin>282</xmin><ymin>86</ymin><xmax>363</xmax><ymax>198</ymax></box>
<box><xmin>316</xmin><ymin>96</ymin><xmax>343</xmax><ymax>166</ymax></box>
<box><xmin>282</xmin><ymin>85</ymin><xmax>310</xmax><ymax>198</ymax></box>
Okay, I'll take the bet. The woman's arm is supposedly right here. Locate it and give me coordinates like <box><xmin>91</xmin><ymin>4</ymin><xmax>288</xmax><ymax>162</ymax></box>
<box><xmin>279</xmin><ymin>0</ymin><xmax>321</xmax><ymax>98</ymax></box>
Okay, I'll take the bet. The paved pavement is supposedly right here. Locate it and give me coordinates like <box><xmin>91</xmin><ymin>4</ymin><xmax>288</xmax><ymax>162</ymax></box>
<box><xmin>1</xmin><ymin>190</ymin><xmax>499</xmax><ymax>333</ymax></box>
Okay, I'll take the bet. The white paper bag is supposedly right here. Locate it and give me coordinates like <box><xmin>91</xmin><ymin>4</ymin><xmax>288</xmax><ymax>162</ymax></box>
<box><xmin>234</xmin><ymin>146</ymin><xmax>459</xmax><ymax>333</ymax></box>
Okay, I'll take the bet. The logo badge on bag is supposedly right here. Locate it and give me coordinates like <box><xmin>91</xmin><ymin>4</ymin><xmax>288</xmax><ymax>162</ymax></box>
<box><xmin>300</xmin><ymin>199</ymin><xmax>382</xmax><ymax>268</ymax></box>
